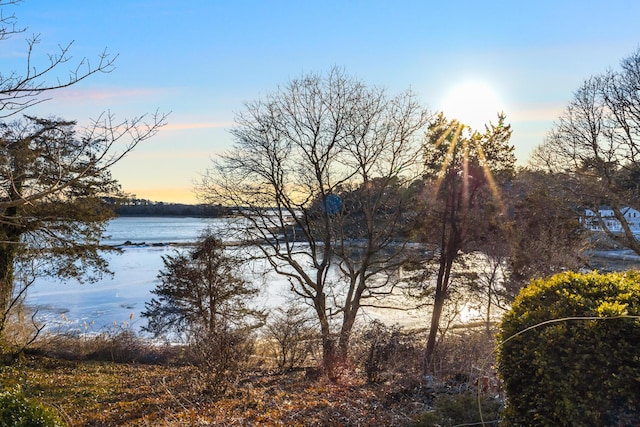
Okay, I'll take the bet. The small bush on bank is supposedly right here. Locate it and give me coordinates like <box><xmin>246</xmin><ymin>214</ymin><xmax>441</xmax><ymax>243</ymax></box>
<box><xmin>0</xmin><ymin>386</ymin><xmax>67</xmax><ymax>427</ymax></box>
<box><xmin>413</xmin><ymin>391</ymin><xmax>502</xmax><ymax>427</ymax></box>
<box><xmin>0</xmin><ymin>301</ymin><xmax>44</xmax><ymax>364</ymax></box>
<box><xmin>352</xmin><ymin>320</ymin><xmax>421</xmax><ymax>383</ymax></box>
<box><xmin>33</xmin><ymin>323</ymin><xmax>177</xmax><ymax>364</ymax></box>
<box><xmin>498</xmin><ymin>271</ymin><xmax>640</xmax><ymax>426</ymax></box>
<box><xmin>426</xmin><ymin>326</ymin><xmax>500</xmax><ymax>397</ymax></box>
<box><xmin>264</xmin><ymin>304</ymin><xmax>318</xmax><ymax>372</ymax></box>
<box><xmin>182</xmin><ymin>327</ymin><xmax>256</xmax><ymax>396</ymax></box>
<box><xmin>83</xmin><ymin>324</ymin><xmax>160</xmax><ymax>363</ymax></box>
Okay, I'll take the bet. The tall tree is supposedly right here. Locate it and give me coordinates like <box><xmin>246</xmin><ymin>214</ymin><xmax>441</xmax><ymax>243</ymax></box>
<box><xmin>418</xmin><ymin>113</ymin><xmax>514</xmax><ymax>373</ymax></box>
<box><xmin>199</xmin><ymin>68</ymin><xmax>430</xmax><ymax>379</ymax></box>
<box><xmin>0</xmin><ymin>2</ymin><xmax>166</xmax><ymax>341</ymax></box>
<box><xmin>530</xmin><ymin>49</ymin><xmax>640</xmax><ymax>255</ymax></box>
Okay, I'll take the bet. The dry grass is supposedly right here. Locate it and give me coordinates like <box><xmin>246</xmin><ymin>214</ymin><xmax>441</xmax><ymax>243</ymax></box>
<box><xmin>0</xmin><ymin>355</ymin><xmax>432</xmax><ymax>426</ymax></box>
<box><xmin>0</xmin><ymin>326</ymin><xmax>501</xmax><ymax>426</ymax></box>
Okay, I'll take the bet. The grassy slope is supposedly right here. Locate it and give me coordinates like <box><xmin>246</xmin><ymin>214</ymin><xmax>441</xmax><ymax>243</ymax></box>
<box><xmin>1</xmin><ymin>355</ymin><xmax>426</xmax><ymax>426</ymax></box>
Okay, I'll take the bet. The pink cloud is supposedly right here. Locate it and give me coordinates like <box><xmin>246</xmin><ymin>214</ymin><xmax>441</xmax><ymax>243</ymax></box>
<box><xmin>163</xmin><ymin>122</ymin><xmax>234</xmax><ymax>131</ymax></box>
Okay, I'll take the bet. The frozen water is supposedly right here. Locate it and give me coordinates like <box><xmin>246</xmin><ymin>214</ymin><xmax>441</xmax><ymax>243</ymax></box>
<box><xmin>23</xmin><ymin>216</ymin><xmax>429</xmax><ymax>334</ymax></box>
<box><xmin>25</xmin><ymin>217</ymin><xmax>235</xmax><ymax>332</ymax></box>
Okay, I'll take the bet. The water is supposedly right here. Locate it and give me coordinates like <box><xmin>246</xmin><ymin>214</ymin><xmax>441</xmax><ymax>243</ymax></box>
<box><xmin>24</xmin><ymin>217</ymin><xmax>275</xmax><ymax>333</ymax></box>
<box><xmin>23</xmin><ymin>216</ymin><xmax>436</xmax><ymax>334</ymax></box>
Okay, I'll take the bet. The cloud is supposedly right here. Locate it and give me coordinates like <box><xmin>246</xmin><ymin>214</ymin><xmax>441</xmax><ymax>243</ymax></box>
<box><xmin>56</xmin><ymin>87</ymin><xmax>166</xmax><ymax>101</ymax></box>
<box><xmin>509</xmin><ymin>103</ymin><xmax>565</xmax><ymax>123</ymax></box>
<box><xmin>163</xmin><ymin>122</ymin><xmax>234</xmax><ymax>131</ymax></box>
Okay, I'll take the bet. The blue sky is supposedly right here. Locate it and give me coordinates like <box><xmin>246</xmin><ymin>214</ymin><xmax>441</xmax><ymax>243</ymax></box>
<box><xmin>3</xmin><ymin>0</ymin><xmax>640</xmax><ymax>203</ymax></box>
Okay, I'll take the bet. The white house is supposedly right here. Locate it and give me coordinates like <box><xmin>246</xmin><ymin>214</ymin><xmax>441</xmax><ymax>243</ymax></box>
<box><xmin>582</xmin><ymin>206</ymin><xmax>640</xmax><ymax>236</ymax></box>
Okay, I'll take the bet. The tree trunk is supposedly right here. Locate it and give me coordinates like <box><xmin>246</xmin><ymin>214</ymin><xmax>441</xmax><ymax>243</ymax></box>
<box><xmin>316</xmin><ymin>302</ymin><xmax>359</xmax><ymax>381</ymax></box>
<box><xmin>336</xmin><ymin>303</ymin><xmax>359</xmax><ymax>366</ymax></box>
<box><xmin>423</xmin><ymin>284</ymin><xmax>446</xmax><ymax>374</ymax></box>
<box><xmin>0</xmin><ymin>210</ymin><xmax>21</xmax><ymax>335</ymax></box>
<box><xmin>486</xmin><ymin>291</ymin><xmax>492</xmax><ymax>336</ymax></box>
<box><xmin>1</xmin><ymin>145</ymin><xmax>24</xmax><ymax>335</ymax></box>
<box><xmin>0</xmin><ymin>244</ymin><xmax>17</xmax><ymax>335</ymax></box>
<box><xmin>313</xmin><ymin>295</ymin><xmax>342</xmax><ymax>381</ymax></box>
<box><xmin>423</xmin><ymin>253</ymin><xmax>454</xmax><ymax>375</ymax></box>
<box><xmin>321</xmin><ymin>335</ymin><xmax>339</xmax><ymax>381</ymax></box>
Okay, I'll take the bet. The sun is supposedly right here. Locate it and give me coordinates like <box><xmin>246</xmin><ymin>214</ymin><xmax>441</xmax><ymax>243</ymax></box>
<box><xmin>441</xmin><ymin>81</ymin><xmax>503</xmax><ymax>131</ymax></box>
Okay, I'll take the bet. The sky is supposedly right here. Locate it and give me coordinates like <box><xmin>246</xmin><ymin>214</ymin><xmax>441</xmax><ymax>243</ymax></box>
<box><xmin>3</xmin><ymin>0</ymin><xmax>640</xmax><ymax>204</ymax></box>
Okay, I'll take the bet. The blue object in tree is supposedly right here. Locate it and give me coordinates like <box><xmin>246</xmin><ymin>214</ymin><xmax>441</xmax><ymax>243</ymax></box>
<box><xmin>321</xmin><ymin>194</ymin><xmax>342</xmax><ymax>215</ymax></box>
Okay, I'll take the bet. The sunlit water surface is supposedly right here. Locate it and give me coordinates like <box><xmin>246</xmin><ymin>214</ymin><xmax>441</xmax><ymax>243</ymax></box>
<box><xmin>24</xmin><ymin>217</ymin><xmax>443</xmax><ymax>335</ymax></box>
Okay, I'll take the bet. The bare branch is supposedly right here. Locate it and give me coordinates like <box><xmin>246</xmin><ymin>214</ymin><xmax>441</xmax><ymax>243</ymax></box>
<box><xmin>1</xmin><ymin>33</ymin><xmax>117</xmax><ymax>117</ymax></box>
<box><xmin>199</xmin><ymin>68</ymin><xmax>430</xmax><ymax>375</ymax></box>
<box><xmin>531</xmin><ymin>49</ymin><xmax>640</xmax><ymax>256</ymax></box>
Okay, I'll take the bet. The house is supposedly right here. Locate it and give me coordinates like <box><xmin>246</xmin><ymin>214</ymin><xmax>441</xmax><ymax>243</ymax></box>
<box><xmin>582</xmin><ymin>206</ymin><xmax>640</xmax><ymax>236</ymax></box>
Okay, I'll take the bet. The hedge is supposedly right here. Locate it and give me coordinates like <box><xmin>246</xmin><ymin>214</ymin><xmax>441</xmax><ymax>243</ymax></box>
<box><xmin>498</xmin><ymin>271</ymin><xmax>640</xmax><ymax>426</ymax></box>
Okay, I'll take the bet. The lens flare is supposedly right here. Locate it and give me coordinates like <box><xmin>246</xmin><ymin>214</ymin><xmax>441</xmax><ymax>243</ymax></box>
<box><xmin>429</xmin><ymin>120</ymin><xmax>507</xmax><ymax>218</ymax></box>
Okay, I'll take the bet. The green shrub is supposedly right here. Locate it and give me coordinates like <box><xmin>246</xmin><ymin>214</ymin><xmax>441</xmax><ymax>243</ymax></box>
<box><xmin>0</xmin><ymin>386</ymin><xmax>67</xmax><ymax>427</ymax></box>
<box><xmin>498</xmin><ymin>271</ymin><xmax>640</xmax><ymax>426</ymax></box>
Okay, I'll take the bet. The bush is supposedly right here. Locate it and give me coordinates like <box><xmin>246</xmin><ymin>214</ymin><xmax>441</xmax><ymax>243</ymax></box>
<box><xmin>0</xmin><ymin>386</ymin><xmax>67</xmax><ymax>427</ymax></box>
<box><xmin>264</xmin><ymin>304</ymin><xmax>317</xmax><ymax>371</ymax></box>
<box><xmin>0</xmin><ymin>300</ymin><xmax>44</xmax><ymax>364</ymax></box>
<box><xmin>182</xmin><ymin>327</ymin><xmax>255</xmax><ymax>396</ymax></box>
<box><xmin>427</xmin><ymin>327</ymin><xmax>497</xmax><ymax>387</ymax></box>
<box><xmin>498</xmin><ymin>271</ymin><xmax>640</xmax><ymax>426</ymax></box>
<box><xmin>83</xmin><ymin>325</ymin><xmax>169</xmax><ymax>364</ymax></box>
<box><xmin>34</xmin><ymin>322</ymin><xmax>175</xmax><ymax>364</ymax></box>
<box><xmin>413</xmin><ymin>391</ymin><xmax>502</xmax><ymax>427</ymax></box>
<box><xmin>352</xmin><ymin>320</ymin><xmax>419</xmax><ymax>383</ymax></box>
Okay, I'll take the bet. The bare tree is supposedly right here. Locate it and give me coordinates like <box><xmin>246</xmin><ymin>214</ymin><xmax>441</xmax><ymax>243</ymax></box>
<box><xmin>265</xmin><ymin>304</ymin><xmax>317</xmax><ymax>371</ymax></box>
<box><xmin>0</xmin><ymin>1</ymin><xmax>21</xmax><ymax>42</ymax></box>
<box><xmin>530</xmin><ymin>49</ymin><xmax>640</xmax><ymax>255</ymax></box>
<box><xmin>505</xmin><ymin>169</ymin><xmax>590</xmax><ymax>282</ymax></box>
<box><xmin>0</xmin><ymin>2</ymin><xmax>167</xmax><ymax>346</ymax></box>
<box><xmin>199</xmin><ymin>68</ymin><xmax>430</xmax><ymax>379</ymax></box>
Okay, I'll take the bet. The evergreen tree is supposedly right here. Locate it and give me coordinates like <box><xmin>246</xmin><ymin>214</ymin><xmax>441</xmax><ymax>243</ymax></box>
<box><xmin>0</xmin><ymin>1</ymin><xmax>166</xmax><ymax>345</ymax></box>
<box><xmin>418</xmin><ymin>113</ymin><xmax>514</xmax><ymax>372</ymax></box>
<box><xmin>142</xmin><ymin>231</ymin><xmax>264</xmax><ymax>339</ymax></box>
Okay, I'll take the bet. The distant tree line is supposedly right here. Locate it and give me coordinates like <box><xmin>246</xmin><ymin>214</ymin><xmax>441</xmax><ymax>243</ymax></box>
<box><xmin>109</xmin><ymin>198</ymin><xmax>230</xmax><ymax>217</ymax></box>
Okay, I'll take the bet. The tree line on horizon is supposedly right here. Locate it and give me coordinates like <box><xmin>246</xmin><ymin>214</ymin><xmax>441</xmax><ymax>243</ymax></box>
<box><xmin>107</xmin><ymin>197</ymin><xmax>230</xmax><ymax>217</ymax></box>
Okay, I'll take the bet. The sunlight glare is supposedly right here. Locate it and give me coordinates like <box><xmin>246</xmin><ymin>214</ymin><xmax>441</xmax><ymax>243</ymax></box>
<box><xmin>429</xmin><ymin>117</ymin><xmax>508</xmax><ymax>220</ymax></box>
<box><xmin>441</xmin><ymin>81</ymin><xmax>503</xmax><ymax>131</ymax></box>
